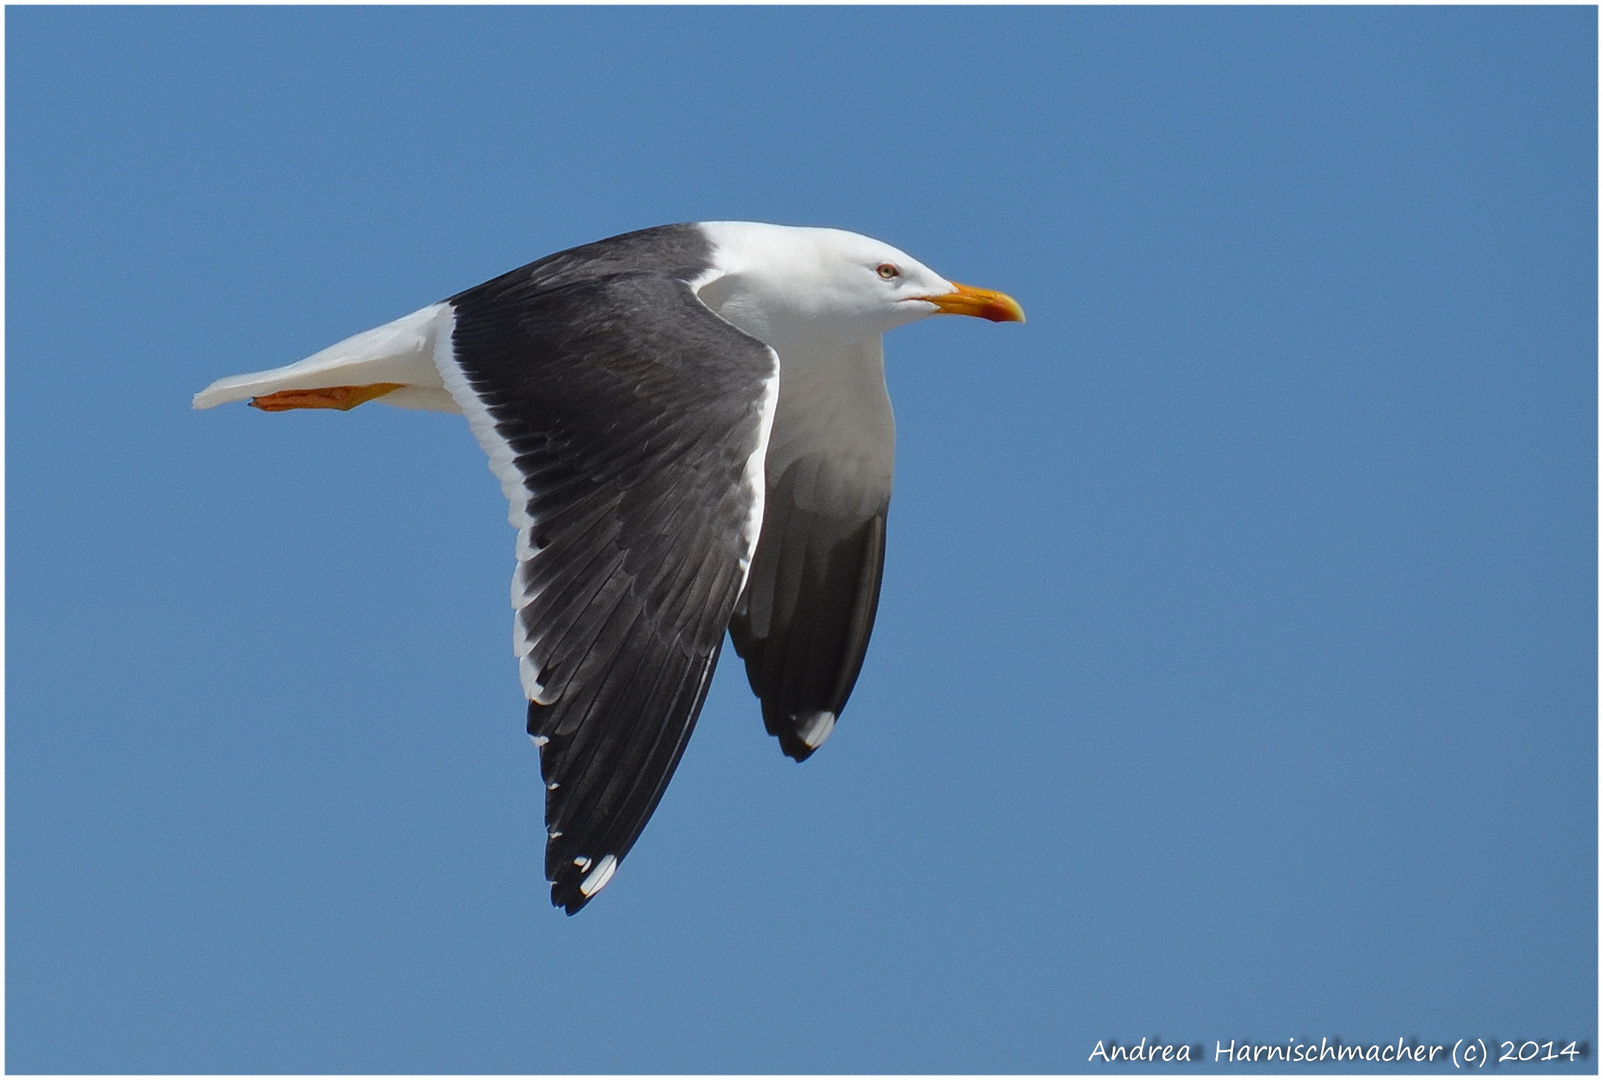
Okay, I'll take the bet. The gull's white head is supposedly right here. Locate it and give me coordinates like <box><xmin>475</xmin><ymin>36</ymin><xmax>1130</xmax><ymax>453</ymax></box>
<box><xmin>696</xmin><ymin>222</ymin><xmax>1024</xmax><ymax>351</ymax></box>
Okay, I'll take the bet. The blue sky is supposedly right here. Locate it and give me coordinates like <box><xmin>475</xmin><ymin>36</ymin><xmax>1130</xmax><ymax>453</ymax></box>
<box><xmin>7</xmin><ymin>6</ymin><xmax>1595</xmax><ymax>1073</ymax></box>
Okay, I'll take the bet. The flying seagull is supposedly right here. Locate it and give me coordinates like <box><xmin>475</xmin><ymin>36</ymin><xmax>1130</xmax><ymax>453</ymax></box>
<box><xmin>194</xmin><ymin>222</ymin><xmax>1023</xmax><ymax>912</ymax></box>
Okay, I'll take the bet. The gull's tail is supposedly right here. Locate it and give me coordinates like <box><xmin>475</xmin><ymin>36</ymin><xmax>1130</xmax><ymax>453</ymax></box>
<box><xmin>192</xmin><ymin>302</ymin><xmax>460</xmax><ymax>414</ymax></box>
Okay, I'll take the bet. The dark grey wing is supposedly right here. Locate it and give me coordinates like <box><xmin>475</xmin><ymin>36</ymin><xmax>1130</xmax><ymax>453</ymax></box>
<box><xmin>728</xmin><ymin>458</ymin><xmax>889</xmax><ymax>763</ymax></box>
<box><xmin>451</xmin><ymin>223</ymin><xmax>714</xmax><ymax>300</ymax></box>
<box><xmin>443</xmin><ymin>272</ymin><xmax>777</xmax><ymax>914</ymax></box>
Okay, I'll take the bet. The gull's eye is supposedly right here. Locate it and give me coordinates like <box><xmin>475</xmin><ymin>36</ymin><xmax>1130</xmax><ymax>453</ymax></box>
<box><xmin>876</xmin><ymin>263</ymin><xmax>900</xmax><ymax>280</ymax></box>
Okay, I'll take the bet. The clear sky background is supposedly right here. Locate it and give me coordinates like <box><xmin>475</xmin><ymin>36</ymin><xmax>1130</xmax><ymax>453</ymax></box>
<box><xmin>7</xmin><ymin>6</ymin><xmax>1596</xmax><ymax>1074</ymax></box>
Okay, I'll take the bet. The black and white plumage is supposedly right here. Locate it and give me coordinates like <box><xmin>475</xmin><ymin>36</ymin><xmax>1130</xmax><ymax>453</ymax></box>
<box><xmin>195</xmin><ymin>222</ymin><xmax>1023</xmax><ymax>913</ymax></box>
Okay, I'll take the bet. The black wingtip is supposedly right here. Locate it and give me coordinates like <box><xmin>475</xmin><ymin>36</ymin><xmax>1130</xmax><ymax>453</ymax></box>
<box><xmin>552</xmin><ymin>881</ymin><xmax>592</xmax><ymax>915</ymax></box>
<box><xmin>549</xmin><ymin>851</ymin><xmax>621</xmax><ymax>914</ymax></box>
<box><xmin>765</xmin><ymin>707</ymin><xmax>821</xmax><ymax>762</ymax></box>
<box><xmin>781</xmin><ymin>738</ymin><xmax>818</xmax><ymax>763</ymax></box>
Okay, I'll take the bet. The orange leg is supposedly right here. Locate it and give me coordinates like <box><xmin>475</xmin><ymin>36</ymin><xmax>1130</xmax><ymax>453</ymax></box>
<box><xmin>249</xmin><ymin>383</ymin><xmax>407</xmax><ymax>412</ymax></box>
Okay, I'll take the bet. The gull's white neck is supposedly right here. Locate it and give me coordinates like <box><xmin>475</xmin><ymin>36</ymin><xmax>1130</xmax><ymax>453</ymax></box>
<box><xmin>691</xmin><ymin>225</ymin><xmax>898</xmax><ymax>514</ymax></box>
<box><xmin>692</xmin><ymin>220</ymin><xmax>942</xmax><ymax>361</ymax></box>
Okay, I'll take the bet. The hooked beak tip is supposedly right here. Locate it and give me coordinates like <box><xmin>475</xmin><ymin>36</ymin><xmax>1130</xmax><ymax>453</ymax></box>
<box><xmin>923</xmin><ymin>282</ymin><xmax>1025</xmax><ymax>323</ymax></box>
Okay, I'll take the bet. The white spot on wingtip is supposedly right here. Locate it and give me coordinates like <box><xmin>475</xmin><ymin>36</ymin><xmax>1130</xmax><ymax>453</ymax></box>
<box><xmin>547</xmin><ymin>781</ymin><xmax>559</xmax><ymax>790</ymax></box>
<box><xmin>572</xmin><ymin>855</ymin><xmax>592</xmax><ymax>871</ymax></box>
<box><xmin>548</xmin><ymin>829</ymin><xmax>562</xmax><ymax>839</ymax></box>
<box><xmin>529</xmin><ymin>734</ymin><xmax>549</xmax><ymax>748</ymax></box>
<box><xmin>798</xmin><ymin>710</ymin><xmax>837</xmax><ymax>749</ymax></box>
<box><xmin>578</xmin><ymin>853</ymin><xmax>617</xmax><ymax>897</ymax></box>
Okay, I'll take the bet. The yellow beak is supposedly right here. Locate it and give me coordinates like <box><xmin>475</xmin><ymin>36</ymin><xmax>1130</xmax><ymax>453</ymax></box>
<box><xmin>922</xmin><ymin>282</ymin><xmax>1026</xmax><ymax>323</ymax></box>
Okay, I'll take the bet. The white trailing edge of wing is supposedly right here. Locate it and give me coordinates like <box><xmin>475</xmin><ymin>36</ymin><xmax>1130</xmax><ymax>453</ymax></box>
<box><xmin>428</xmin><ymin>305</ymin><xmax>557</xmax><ymax>704</ymax></box>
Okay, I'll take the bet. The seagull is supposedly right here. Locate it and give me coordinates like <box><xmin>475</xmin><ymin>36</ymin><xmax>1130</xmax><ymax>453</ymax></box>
<box><xmin>194</xmin><ymin>222</ymin><xmax>1024</xmax><ymax>912</ymax></box>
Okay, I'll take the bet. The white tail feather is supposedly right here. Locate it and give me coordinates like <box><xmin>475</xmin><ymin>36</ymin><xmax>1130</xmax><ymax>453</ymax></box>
<box><xmin>191</xmin><ymin>302</ymin><xmax>459</xmax><ymax>413</ymax></box>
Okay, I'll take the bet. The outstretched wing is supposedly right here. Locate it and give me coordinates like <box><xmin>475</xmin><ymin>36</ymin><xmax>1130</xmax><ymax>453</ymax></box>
<box><xmin>729</xmin><ymin>461</ymin><xmax>889</xmax><ymax>762</ymax></box>
<box><xmin>441</xmin><ymin>271</ymin><xmax>778</xmax><ymax>913</ymax></box>
<box><xmin>728</xmin><ymin>336</ymin><xmax>896</xmax><ymax>762</ymax></box>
